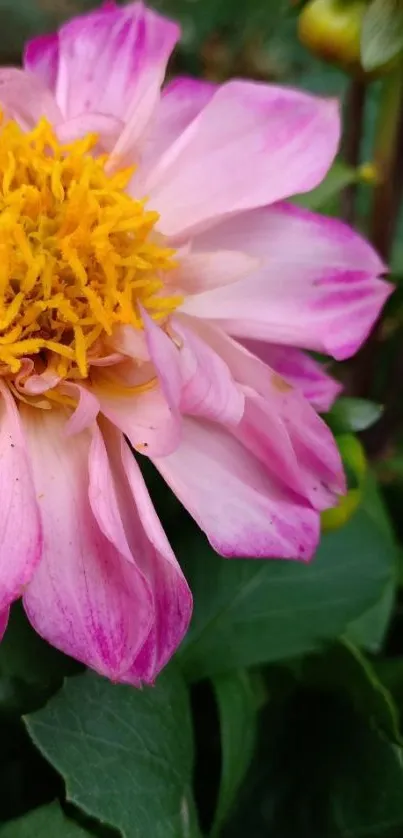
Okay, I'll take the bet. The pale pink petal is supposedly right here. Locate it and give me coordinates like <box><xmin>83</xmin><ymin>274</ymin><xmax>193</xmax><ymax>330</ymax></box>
<box><xmin>97</xmin><ymin>382</ymin><xmax>180</xmax><ymax>457</ymax></box>
<box><xmin>182</xmin><ymin>203</ymin><xmax>391</xmax><ymax>359</ymax></box>
<box><xmin>56</xmin><ymin>113</ymin><xmax>123</xmax><ymax>150</ymax></box>
<box><xmin>174</xmin><ymin>248</ymin><xmax>258</xmax><ymax>295</ymax></box>
<box><xmin>154</xmin><ymin>417</ymin><xmax>319</xmax><ymax>561</ymax></box>
<box><xmin>0</xmin><ymin>608</ymin><xmax>9</xmax><ymax>642</ymax></box>
<box><xmin>136</xmin><ymin>76</ymin><xmax>216</xmax><ymax>185</ymax></box>
<box><xmin>23</xmin><ymin>33</ymin><xmax>59</xmax><ymax>92</ymax></box>
<box><xmin>0</xmin><ymin>68</ymin><xmax>62</xmax><ymax>129</ymax></box>
<box><xmin>242</xmin><ymin>341</ymin><xmax>342</xmax><ymax>412</ymax></box>
<box><xmin>145</xmin><ymin>82</ymin><xmax>340</xmax><ymax>237</ymax></box>
<box><xmin>173</xmin><ymin>318</ymin><xmax>244</xmax><ymax>424</ymax></box>
<box><xmin>40</xmin><ymin>1</ymin><xmax>179</xmax><ymax>149</ymax></box>
<box><xmin>98</xmin><ymin>424</ymin><xmax>191</xmax><ymax>683</ymax></box>
<box><xmin>21</xmin><ymin>408</ymin><xmax>153</xmax><ymax>680</ymax></box>
<box><xmin>0</xmin><ymin>384</ymin><xmax>42</xmax><ymax>612</ymax></box>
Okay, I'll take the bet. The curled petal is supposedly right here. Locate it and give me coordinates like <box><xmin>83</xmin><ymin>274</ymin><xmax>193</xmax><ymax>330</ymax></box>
<box><xmin>173</xmin><ymin>318</ymin><xmax>244</xmax><ymax>425</ymax></box>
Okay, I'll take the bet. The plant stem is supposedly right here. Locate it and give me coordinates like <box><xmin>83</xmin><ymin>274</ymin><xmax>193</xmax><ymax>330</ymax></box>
<box><xmin>341</xmin><ymin>78</ymin><xmax>367</xmax><ymax>224</ymax></box>
<box><xmin>370</xmin><ymin>64</ymin><xmax>403</xmax><ymax>259</ymax></box>
<box><xmin>354</xmin><ymin>63</ymin><xmax>403</xmax><ymax>405</ymax></box>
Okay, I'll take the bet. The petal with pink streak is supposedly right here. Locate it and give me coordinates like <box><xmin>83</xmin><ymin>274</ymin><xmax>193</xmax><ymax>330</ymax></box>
<box><xmin>154</xmin><ymin>417</ymin><xmax>319</xmax><ymax>561</ymax></box>
<box><xmin>173</xmin><ymin>319</ymin><xmax>244</xmax><ymax>424</ymax></box>
<box><xmin>0</xmin><ymin>68</ymin><xmax>62</xmax><ymax>130</ymax></box>
<box><xmin>97</xmin><ymin>424</ymin><xmax>192</xmax><ymax>683</ymax></box>
<box><xmin>24</xmin><ymin>33</ymin><xmax>59</xmax><ymax>92</ymax></box>
<box><xmin>182</xmin><ymin>203</ymin><xmax>391</xmax><ymax>359</ymax></box>
<box><xmin>136</xmin><ymin>76</ymin><xmax>216</xmax><ymax>185</ymax></box>
<box><xmin>146</xmin><ymin>82</ymin><xmax>340</xmax><ymax>237</ymax></box>
<box><xmin>21</xmin><ymin>408</ymin><xmax>153</xmax><ymax>681</ymax></box>
<box><xmin>183</xmin><ymin>319</ymin><xmax>345</xmax><ymax>506</ymax></box>
<box><xmin>40</xmin><ymin>1</ymin><xmax>179</xmax><ymax>146</ymax></box>
<box><xmin>0</xmin><ymin>383</ymin><xmax>42</xmax><ymax>612</ymax></box>
<box><xmin>235</xmin><ymin>384</ymin><xmax>345</xmax><ymax>512</ymax></box>
<box><xmin>0</xmin><ymin>608</ymin><xmax>9</xmax><ymax>642</ymax></box>
<box><xmin>242</xmin><ymin>341</ymin><xmax>342</xmax><ymax>412</ymax></box>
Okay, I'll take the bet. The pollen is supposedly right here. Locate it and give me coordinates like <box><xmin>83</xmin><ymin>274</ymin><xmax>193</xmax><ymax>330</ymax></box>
<box><xmin>0</xmin><ymin>114</ymin><xmax>181</xmax><ymax>379</ymax></box>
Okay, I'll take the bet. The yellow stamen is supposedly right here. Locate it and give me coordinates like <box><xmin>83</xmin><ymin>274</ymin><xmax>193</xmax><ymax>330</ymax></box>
<box><xmin>0</xmin><ymin>114</ymin><xmax>182</xmax><ymax>380</ymax></box>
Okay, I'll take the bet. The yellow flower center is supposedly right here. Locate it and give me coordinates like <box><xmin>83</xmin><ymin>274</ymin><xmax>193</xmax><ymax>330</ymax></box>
<box><xmin>0</xmin><ymin>115</ymin><xmax>181</xmax><ymax>381</ymax></box>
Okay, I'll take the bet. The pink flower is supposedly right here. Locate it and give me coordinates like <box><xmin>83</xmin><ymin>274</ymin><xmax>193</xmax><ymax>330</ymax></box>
<box><xmin>0</xmin><ymin>2</ymin><xmax>391</xmax><ymax>683</ymax></box>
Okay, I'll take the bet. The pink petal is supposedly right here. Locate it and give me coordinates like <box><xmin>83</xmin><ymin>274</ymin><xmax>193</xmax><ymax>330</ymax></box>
<box><xmin>146</xmin><ymin>82</ymin><xmax>340</xmax><ymax>237</ymax></box>
<box><xmin>0</xmin><ymin>608</ymin><xmax>9</xmax><ymax>642</ymax></box>
<box><xmin>41</xmin><ymin>1</ymin><xmax>179</xmax><ymax>144</ymax></box>
<box><xmin>0</xmin><ymin>385</ymin><xmax>42</xmax><ymax>612</ymax></box>
<box><xmin>0</xmin><ymin>68</ymin><xmax>62</xmax><ymax>129</ymax></box>
<box><xmin>97</xmin><ymin>381</ymin><xmax>180</xmax><ymax>456</ymax></box>
<box><xmin>182</xmin><ymin>203</ymin><xmax>391</xmax><ymax>360</ymax></box>
<box><xmin>235</xmin><ymin>385</ymin><xmax>345</xmax><ymax>512</ymax></box>
<box><xmin>154</xmin><ymin>417</ymin><xmax>319</xmax><ymax>561</ymax></box>
<box><xmin>173</xmin><ymin>318</ymin><xmax>244</xmax><ymax>424</ymax></box>
<box><xmin>61</xmin><ymin>383</ymin><xmax>100</xmax><ymax>436</ymax></box>
<box><xmin>136</xmin><ymin>76</ymin><xmax>216</xmax><ymax>185</ymax></box>
<box><xmin>99</xmin><ymin>425</ymin><xmax>192</xmax><ymax>683</ymax></box>
<box><xmin>21</xmin><ymin>408</ymin><xmax>154</xmax><ymax>681</ymax></box>
<box><xmin>174</xmin><ymin>248</ymin><xmax>258</xmax><ymax>295</ymax></box>
<box><xmin>242</xmin><ymin>341</ymin><xmax>342</xmax><ymax>412</ymax></box>
<box><xmin>24</xmin><ymin>33</ymin><xmax>59</xmax><ymax>92</ymax></box>
<box><xmin>182</xmin><ymin>319</ymin><xmax>344</xmax><ymax>507</ymax></box>
<box><xmin>142</xmin><ymin>308</ymin><xmax>182</xmax><ymax>414</ymax></box>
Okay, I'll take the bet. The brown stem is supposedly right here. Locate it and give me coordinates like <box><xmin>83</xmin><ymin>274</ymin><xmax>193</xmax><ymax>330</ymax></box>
<box><xmin>341</xmin><ymin>78</ymin><xmax>367</xmax><ymax>224</ymax></box>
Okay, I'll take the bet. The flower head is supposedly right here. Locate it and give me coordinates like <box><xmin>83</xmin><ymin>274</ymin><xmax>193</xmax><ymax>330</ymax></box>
<box><xmin>0</xmin><ymin>1</ymin><xmax>391</xmax><ymax>683</ymax></box>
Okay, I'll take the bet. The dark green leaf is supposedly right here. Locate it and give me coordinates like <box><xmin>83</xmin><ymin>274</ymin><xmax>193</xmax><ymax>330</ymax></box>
<box><xmin>178</xmin><ymin>486</ymin><xmax>396</xmax><ymax>680</ymax></box>
<box><xmin>302</xmin><ymin>639</ymin><xmax>401</xmax><ymax>743</ymax></box>
<box><xmin>211</xmin><ymin>670</ymin><xmax>259</xmax><ymax>837</ymax></box>
<box><xmin>346</xmin><ymin>578</ymin><xmax>395</xmax><ymax>652</ymax></box>
<box><xmin>0</xmin><ymin>803</ymin><xmax>91</xmax><ymax>837</ymax></box>
<box><xmin>223</xmin><ymin>689</ymin><xmax>403</xmax><ymax>838</ymax></box>
<box><xmin>361</xmin><ymin>0</ymin><xmax>403</xmax><ymax>71</ymax></box>
<box><xmin>25</xmin><ymin>667</ymin><xmax>198</xmax><ymax>838</ymax></box>
<box><xmin>327</xmin><ymin>397</ymin><xmax>383</xmax><ymax>434</ymax></box>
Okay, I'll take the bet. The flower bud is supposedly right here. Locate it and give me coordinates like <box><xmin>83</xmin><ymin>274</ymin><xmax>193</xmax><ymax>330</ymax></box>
<box><xmin>321</xmin><ymin>434</ymin><xmax>367</xmax><ymax>531</ymax></box>
<box><xmin>298</xmin><ymin>0</ymin><xmax>367</xmax><ymax>72</ymax></box>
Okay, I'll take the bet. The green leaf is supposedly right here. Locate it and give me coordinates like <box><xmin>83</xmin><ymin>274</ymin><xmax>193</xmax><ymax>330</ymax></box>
<box><xmin>223</xmin><ymin>689</ymin><xmax>403</xmax><ymax>838</ymax></box>
<box><xmin>0</xmin><ymin>804</ymin><xmax>91</xmax><ymax>837</ymax></box>
<box><xmin>293</xmin><ymin>161</ymin><xmax>357</xmax><ymax>212</ymax></box>
<box><xmin>327</xmin><ymin>397</ymin><xmax>383</xmax><ymax>434</ymax></box>
<box><xmin>25</xmin><ymin>667</ymin><xmax>198</xmax><ymax>838</ymax></box>
<box><xmin>178</xmin><ymin>486</ymin><xmax>396</xmax><ymax>681</ymax></box>
<box><xmin>0</xmin><ymin>604</ymin><xmax>80</xmax><ymax>715</ymax></box>
<box><xmin>303</xmin><ymin>639</ymin><xmax>401</xmax><ymax>744</ymax></box>
<box><xmin>361</xmin><ymin>0</ymin><xmax>403</xmax><ymax>71</ymax></box>
<box><xmin>346</xmin><ymin>578</ymin><xmax>395</xmax><ymax>652</ymax></box>
<box><xmin>211</xmin><ymin>670</ymin><xmax>259</xmax><ymax>837</ymax></box>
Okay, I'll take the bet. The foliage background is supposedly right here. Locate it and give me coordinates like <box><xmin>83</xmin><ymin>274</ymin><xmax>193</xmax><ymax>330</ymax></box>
<box><xmin>1</xmin><ymin>1</ymin><xmax>403</xmax><ymax>837</ymax></box>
